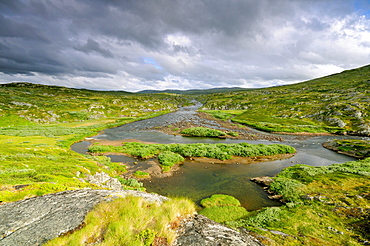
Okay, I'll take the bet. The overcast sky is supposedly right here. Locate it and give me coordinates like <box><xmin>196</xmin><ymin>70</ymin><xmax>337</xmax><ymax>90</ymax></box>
<box><xmin>0</xmin><ymin>0</ymin><xmax>369</xmax><ymax>91</ymax></box>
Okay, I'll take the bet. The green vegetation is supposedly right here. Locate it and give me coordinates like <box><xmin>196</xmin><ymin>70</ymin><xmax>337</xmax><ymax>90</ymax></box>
<box><xmin>198</xmin><ymin>65</ymin><xmax>370</xmax><ymax>135</ymax></box>
<box><xmin>117</xmin><ymin>178</ymin><xmax>145</xmax><ymax>191</ymax></box>
<box><xmin>199</xmin><ymin>194</ymin><xmax>249</xmax><ymax>223</ymax></box>
<box><xmin>200</xmin><ymin>194</ymin><xmax>242</xmax><ymax>207</ymax></box>
<box><xmin>0</xmin><ymin>82</ymin><xmax>186</xmax><ymax>127</ymax></box>
<box><xmin>45</xmin><ymin>196</ymin><xmax>196</xmax><ymax>246</ymax></box>
<box><xmin>180</xmin><ymin>127</ymin><xmax>227</xmax><ymax>137</ymax></box>
<box><xmin>158</xmin><ymin>151</ymin><xmax>185</xmax><ymax>171</ymax></box>
<box><xmin>88</xmin><ymin>142</ymin><xmax>296</xmax><ymax>162</ymax></box>
<box><xmin>134</xmin><ymin>171</ymin><xmax>150</xmax><ymax>178</ymax></box>
<box><xmin>0</xmin><ymin>82</ymin><xmax>186</xmax><ymax>202</ymax></box>
<box><xmin>200</xmin><ymin>110</ymin><xmax>244</xmax><ymax>121</ymax></box>
<box><xmin>324</xmin><ymin>139</ymin><xmax>370</xmax><ymax>158</ymax></box>
<box><xmin>222</xmin><ymin>158</ymin><xmax>370</xmax><ymax>245</ymax></box>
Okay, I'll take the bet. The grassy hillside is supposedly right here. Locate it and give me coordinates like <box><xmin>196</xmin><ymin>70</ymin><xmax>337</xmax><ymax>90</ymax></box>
<box><xmin>0</xmin><ymin>82</ymin><xmax>186</xmax><ymax>126</ymax></box>
<box><xmin>0</xmin><ymin>82</ymin><xmax>187</xmax><ymax>202</ymax></box>
<box><xmin>199</xmin><ymin>65</ymin><xmax>370</xmax><ymax>135</ymax></box>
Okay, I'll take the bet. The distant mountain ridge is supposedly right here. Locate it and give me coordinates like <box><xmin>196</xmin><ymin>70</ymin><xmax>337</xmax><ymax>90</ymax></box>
<box><xmin>137</xmin><ymin>87</ymin><xmax>253</xmax><ymax>95</ymax></box>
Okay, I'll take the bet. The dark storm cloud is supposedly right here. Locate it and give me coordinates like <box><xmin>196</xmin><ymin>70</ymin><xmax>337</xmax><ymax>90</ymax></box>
<box><xmin>74</xmin><ymin>39</ymin><xmax>114</xmax><ymax>58</ymax></box>
<box><xmin>0</xmin><ymin>0</ymin><xmax>369</xmax><ymax>91</ymax></box>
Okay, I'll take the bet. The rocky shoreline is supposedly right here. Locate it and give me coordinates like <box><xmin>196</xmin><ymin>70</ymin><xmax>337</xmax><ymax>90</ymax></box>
<box><xmin>322</xmin><ymin>140</ymin><xmax>370</xmax><ymax>159</ymax></box>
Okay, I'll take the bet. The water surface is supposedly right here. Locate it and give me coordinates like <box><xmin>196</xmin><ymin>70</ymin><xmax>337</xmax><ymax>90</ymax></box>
<box><xmin>71</xmin><ymin>104</ymin><xmax>363</xmax><ymax>210</ymax></box>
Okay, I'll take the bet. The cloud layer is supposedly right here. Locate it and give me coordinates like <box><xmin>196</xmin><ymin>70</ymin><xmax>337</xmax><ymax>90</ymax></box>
<box><xmin>0</xmin><ymin>0</ymin><xmax>369</xmax><ymax>91</ymax></box>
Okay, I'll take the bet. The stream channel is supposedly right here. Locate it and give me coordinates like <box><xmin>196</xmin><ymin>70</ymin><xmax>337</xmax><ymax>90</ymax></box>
<box><xmin>72</xmin><ymin>103</ymin><xmax>366</xmax><ymax>211</ymax></box>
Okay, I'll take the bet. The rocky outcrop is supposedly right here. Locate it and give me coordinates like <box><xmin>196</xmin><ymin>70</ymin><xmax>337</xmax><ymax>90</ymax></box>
<box><xmin>174</xmin><ymin>214</ymin><xmax>264</xmax><ymax>246</ymax></box>
<box><xmin>85</xmin><ymin>171</ymin><xmax>123</xmax><ymax>190</ymax></box>
<box><xmin>0</xmin><ymin>190</ymin><xmax>264</xmax><ymax>246</ymax></box>
<box><xmin>0</xmin><ymin>189</ymin><xmax>167</xmax><ymax>246</ymax></box>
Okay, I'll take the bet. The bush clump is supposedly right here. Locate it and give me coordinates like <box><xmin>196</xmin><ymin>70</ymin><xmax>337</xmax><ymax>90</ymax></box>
<box><xmin>89</xmin><ymin>142</ymin><xmax>296</xmax><ymax>162</ymax></box>
<box><xmin>158</xmin><ymin>151</ymin><xmax>184</xmax><ymax>171</ymax></box>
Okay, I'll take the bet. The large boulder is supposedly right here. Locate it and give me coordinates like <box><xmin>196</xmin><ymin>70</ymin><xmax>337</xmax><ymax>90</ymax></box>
<box><xmin>174</xmin><ymin>214</ymin><xmax>264</xmax><ymax>246</ymax></box>
<box><xmin>0</xmin><ymin>189</ymin><xmax>167</xmax><ymax>246</ymax></box>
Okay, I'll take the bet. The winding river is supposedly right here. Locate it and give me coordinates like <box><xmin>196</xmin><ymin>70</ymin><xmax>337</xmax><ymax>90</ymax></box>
<box><xmin>72</xmin><ymin>103</ymin><xmax>366</xmax><ymax>210</ymax></box>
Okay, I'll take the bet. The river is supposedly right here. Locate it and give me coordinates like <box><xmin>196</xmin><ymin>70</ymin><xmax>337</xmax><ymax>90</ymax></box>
<box><xmin>72</xmin><ymin>103</ymin><xmax>365</xmax><ymax>210</ymax></box>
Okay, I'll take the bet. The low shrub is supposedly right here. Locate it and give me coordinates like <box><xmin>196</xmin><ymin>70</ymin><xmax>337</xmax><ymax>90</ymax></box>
<box><xmin>180</xmin><ymin>127</ymin><xmax>226</xmax><ymax>137</ymax></box>
<box><xmin>158</xmin><ymin>151</ymin><xmax>184</xmax><ymax>170</ymax></box>
<box><xmin>90</xmin><ymin>142</ymin><xmax>296</xmax><ymax>162</ymax></box>
<box><xmin>117</xmin><ymin>177</ymin><xmax>144</xmax><ymax>190</ymax></box>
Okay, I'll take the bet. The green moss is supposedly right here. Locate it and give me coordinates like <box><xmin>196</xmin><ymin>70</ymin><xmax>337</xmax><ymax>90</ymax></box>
<box><xmin>200</xmin><ymin>206</ymin><xmax>249</xmax><ymax>223</ymax></box>
<box><xmin>200</xmin><ymin>194</ymin><xmax>241</xmax><ymax>208</ymax></box>
<box><xmin>199</xmin><ymin>194</ymin><xmax>248</xmax><ymax>223</ymax></box>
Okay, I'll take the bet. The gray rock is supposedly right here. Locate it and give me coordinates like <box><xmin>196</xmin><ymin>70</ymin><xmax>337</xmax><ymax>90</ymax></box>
<box><xmin>85</xmin><ymin>171</ymin><xmax>123</xmax><ymax>190</ymax></box>
<box><xmin>250</xmin><ymin>176</ymin><xmax>274</xmax><ymax>186</ymax></box>
<box><xmin>325</xmin><ymin>117</ymin><xmax>346</xmax><ymax>128</ymax></box>
<box><xmin>0</xmin><ymin>189</ymin><xmax>167</xmax><ymax>246</ymax></box>
<box><xmin>174</xmin><ymin>214</ymin><xmax>264</xmax><ymax>246</ymax></box>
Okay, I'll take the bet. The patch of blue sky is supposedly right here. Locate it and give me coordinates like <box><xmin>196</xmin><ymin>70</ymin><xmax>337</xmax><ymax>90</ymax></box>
<box><xmin>143</xmin><ymin>57</ymin><xmax>163</xmax><ymax>69</ymax></box>
<box><xmin>354</xmin><ymin>0</ymin><xmax>370</xmax><ymax>18</ymax></box>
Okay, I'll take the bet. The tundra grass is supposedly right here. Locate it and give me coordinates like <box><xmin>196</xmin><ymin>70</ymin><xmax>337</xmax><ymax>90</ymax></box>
<box><xmin>45</xmin><ymin>196</ymin><xmax>196</xmax><ymax>246</ymax></box>
<box><xmin>224</xmin><ymin>158</ymin><xmax>370</xmax><ymax>246</ymax></box>
<box><xmin>197</xmin><ymin>65</ymin><xmax>370</xmax><ymax>135</ymax></box>
<box><xmin>0</xmin><ymin>109</ymin><xmax>176</xmax><ymax>202</ymax></box>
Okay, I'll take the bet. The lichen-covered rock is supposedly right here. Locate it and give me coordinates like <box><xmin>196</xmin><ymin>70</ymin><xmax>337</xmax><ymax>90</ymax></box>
<box><xmin>174</xmin><ymin>214</ymin><xmax>264</xmax><ymax>246</ymax></box>
<box><xmin>85</xmin><ymin>171</ymin><xmax>123</xmax><ymax>190</ymax></box>
<box><xmin>0</xmin><ymin>189</ymin><xmax>168</xmax><ymax>246</ymax></box>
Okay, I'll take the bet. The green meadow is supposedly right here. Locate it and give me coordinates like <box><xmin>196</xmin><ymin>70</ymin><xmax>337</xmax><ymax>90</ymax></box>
<box><xmin>0</xmin><ymin>67</ymin><xmax>369</xmax><ymax>246</ymax></box>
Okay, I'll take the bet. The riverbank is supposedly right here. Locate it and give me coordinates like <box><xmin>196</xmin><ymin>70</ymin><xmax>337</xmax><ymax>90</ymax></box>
<box><xmin>86</xmin><ymin>139</ymin><xmax>296</xmax><ymax>180</ymax></box>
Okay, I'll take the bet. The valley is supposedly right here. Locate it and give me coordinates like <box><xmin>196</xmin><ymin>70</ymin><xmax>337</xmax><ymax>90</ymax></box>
<box><xmin>0</xmin><ymin>65</ymin><xmax>369</xmax><ymax>245</ymax></box>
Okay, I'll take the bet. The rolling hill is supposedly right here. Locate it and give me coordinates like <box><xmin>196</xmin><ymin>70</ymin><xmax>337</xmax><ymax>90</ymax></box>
<box><xmin>199</xmin><ymin>65</ymin><xmax>370</xmax><ymax>136</ymax></box>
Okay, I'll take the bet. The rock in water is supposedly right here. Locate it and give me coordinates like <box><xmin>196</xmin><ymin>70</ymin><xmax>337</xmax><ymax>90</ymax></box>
<box><xmin>0</xmin><ymin>189</ymin><xmax>167</xmax><ymax>246</ymax></box>
<box><xmin>250</xmin><ymin>176</ymin><xmax>274</xmax><ymax>186</ymax></box>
